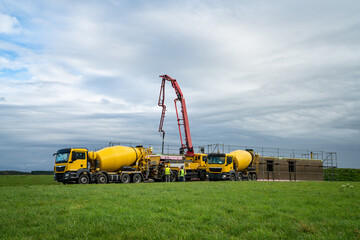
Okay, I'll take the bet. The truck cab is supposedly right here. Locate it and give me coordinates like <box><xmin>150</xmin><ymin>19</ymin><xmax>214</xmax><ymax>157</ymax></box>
<box><xmin>206</xmin><ymin>153</ymin><xmax>236</xmax><ymax>181</ymax></box>
<box><xmin>54</xmin><ymin>148</ymin><xmax>90</xmax><ymax>184</ymax></box>
<box><xmin>185</xmin><ymin>153</ymin><xmax>208</xmax><ymax>180</ymax></box>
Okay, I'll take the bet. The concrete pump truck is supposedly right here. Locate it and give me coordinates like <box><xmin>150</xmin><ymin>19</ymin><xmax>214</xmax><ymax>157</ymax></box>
<box><xmin>158</xmin><ymin>75</ymin><xmax>207</xmax><ymax>181</ymax></box>
<box><xmin>157</xmin><ymin>75</ymin><xmax>259</xmax><ymax>181</ymax></box>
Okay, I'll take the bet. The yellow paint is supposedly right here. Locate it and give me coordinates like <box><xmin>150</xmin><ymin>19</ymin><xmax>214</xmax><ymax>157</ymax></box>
<box><xmin>185</xmin><ymin>153</ymin><xmax>207</xmax><ymax>171</ymax></box>
<box><xmin>228</xmin><ymin>150</ymin><xmax>253</xmax><ymax>171</ymax></box>
<box><xmin>89</xmin><ymin>146</ymin><xmax>142</xmax><ymax>172</ymax></box>
<box><xmin>67</xmin><ymin>149</ymin><xmax>88</xmax><ymax>171</ymax></box>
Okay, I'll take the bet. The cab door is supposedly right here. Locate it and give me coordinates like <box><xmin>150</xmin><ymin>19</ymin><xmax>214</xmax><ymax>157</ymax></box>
<box><xmin>224</xmin><ymin>156</ymin><xmax>233</xmax><ymax>172</ymax></box>
<box><xmin>68</xmin><ymin>150</ymin><xmax>87</xmax><ymax>171</ymax></box>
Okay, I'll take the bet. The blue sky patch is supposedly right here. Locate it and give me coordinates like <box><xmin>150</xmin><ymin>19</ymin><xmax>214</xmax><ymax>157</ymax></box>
<box><xmin>0</xmin><ymin>68</ymin><xmax>29</xmax><ymax>80</ymax></box>
<box><xmin>0</xmin><ymin>49</ymin><xmax>19</xmax><ymax>60</ymax></box>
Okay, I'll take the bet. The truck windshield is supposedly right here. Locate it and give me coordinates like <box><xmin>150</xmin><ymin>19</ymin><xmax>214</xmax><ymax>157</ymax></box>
<box><xmin>207</xmin><ymin>156</ymin><xmax>225</xmax><ymax>164</ymax></box>
<box><xmin>55</xmin><ymin>149</ymin><xmax>70</xmax><ymax>163</ymax></box>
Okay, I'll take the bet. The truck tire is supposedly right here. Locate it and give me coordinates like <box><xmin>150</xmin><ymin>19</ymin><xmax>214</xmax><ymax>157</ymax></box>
<box><xmin>132</xmin><ymin>173</ymin><xmax>142</xmax><ymax>183</ymax></box>
<box><xmin>230</xmin><ymin>174</ymin><xmax>236</xmax><ymax>181</ymax></box>
<box><xmin>78</xmin><ymin>174</ymin><xmax>89</xmax><ymax>184</ymax></box>
<box><xmin>251</xmin><ymin>173</ymin><xmax>258</xmax><ymax>181</ymax></box>
<box><xmin>170</xmin><ymin>171</ymin><xmax>178</xmax><ymax>182</ymax></box>
<box><xmin>121</xmin><ymin>173</ymin><xmax>130</xmax><ymax>184</ymax></box>
<box><xmin>237</xmin><ymin>173</ymin><xmax>243</xmax><ymax>181</ymax></box>
<box><xmin>199</xmin><ymin>171</ymin><xmax>207</xmax><ymax>181</ymax></box>
<box><xmin>97</xmin><ymin>173</ymin><xmax>107</xmax><ymax>184</ymax></box>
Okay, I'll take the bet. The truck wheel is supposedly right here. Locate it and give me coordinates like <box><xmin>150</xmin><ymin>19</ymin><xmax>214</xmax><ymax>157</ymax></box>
<box><xmin>97</xmin><ymin>174</ymin><xmax>107</xmax><ymax>184</ymax></box>
<box><xmin>230</xmin><ymin>174</ymin><xmax>236</xmax><ymax>181</ymax></box>
<box><xmin>237</xmin><ymin>173</ymin><xmax>243</xmax><ymax>181</ymax></box>
<box><xmin>121</xmin><ymin>173</ymin><xmax>130</xmax><ymax>184</ymax></box>
<box><xmin>199</xmin><ymin>171</ymin><xmax>207</xmax><ymax>181</ymax></box>
<box><xmin>78</xmin><ymin>174</ymin><xmax>89</xmax><ymax>184</ymax></box>
<box><xmin>251</xmin><ymin>173</ymin><xmax>258</xmax><ymax>181</ymax></box>
<box><xmin>170</xmin><ymin>171</ymin><xmax>177</xmax><ymax>182</ymax></box>
<box><xmin>132</xmin><ymin>173</ymin><xmax>142</xmax><ymax>183</ymax></box>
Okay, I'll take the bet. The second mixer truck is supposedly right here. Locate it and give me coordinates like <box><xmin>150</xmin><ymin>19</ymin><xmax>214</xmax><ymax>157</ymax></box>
<box><xmin>206</xmin><ymin>149</ymin><xmax>258</xmax><ymax>181</ymax></box>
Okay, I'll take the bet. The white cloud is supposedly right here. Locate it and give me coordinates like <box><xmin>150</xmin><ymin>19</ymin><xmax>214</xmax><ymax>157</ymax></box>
<box><xmin>0</xmin><ymin>13</ymin><xmax>21</xmax><ymax>34</ymax></box>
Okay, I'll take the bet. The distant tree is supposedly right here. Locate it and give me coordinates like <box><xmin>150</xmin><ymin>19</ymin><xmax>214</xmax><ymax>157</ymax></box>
<box><xmin>0</xmin><ymin>171</ymin><xmax>30</xmax><ymax>175</ymax></box>
<box><xmin>31</xmin><ymin>171</ymin><xmax>54</xmax><ymax>175</ymax></box>
<box><xmin>324</xmin><ymin>168</ymin><xmax>360</xmax><ymax>181</ymax></box>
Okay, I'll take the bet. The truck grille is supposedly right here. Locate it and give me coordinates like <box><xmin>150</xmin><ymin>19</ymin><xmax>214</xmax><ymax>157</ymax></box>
<box><xmin>56</xmin><ymin>166</ymin><xmax>65</xmax><ymax>172</ymax></box>
<box><xmin>209</xmin><ymin>173</ymin><xmax>225</xmax><ymax>180</ymax></box>
<box><xmin>209</xmin><ymin>167</ymin><xmax>222</xmax><ymax>173</ymax></box>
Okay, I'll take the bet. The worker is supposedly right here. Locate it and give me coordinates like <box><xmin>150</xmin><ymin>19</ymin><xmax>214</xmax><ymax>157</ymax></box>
<box><xmin>164</xmin><ymin>164</ymin><xmax>171</xmax><ymax>182</ymax></box>
<box><xmin>179</xmin><ymin>166</ymin><xmax>186</xmax><ymax>182</ymax></box>
<box><xmin>149</xmin><ymin>147</ymin><xmax>153</xmax><ymax>154</ymax></box>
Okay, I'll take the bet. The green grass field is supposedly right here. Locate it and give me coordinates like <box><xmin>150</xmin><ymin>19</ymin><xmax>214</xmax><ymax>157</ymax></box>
<box><xmin>0</xmin><ymin>176</ymin><xmax>359</xmax><ymax>240</ymax></box>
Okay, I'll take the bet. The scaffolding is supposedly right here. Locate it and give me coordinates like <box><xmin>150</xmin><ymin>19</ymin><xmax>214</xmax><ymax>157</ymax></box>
<box><xmin>323</xmin><ymin>152</ymin><xmax>338</xmax><ymax>181</ymax></box>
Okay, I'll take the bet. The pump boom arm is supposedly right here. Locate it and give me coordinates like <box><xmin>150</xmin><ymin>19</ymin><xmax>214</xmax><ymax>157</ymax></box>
<box><xmin>158</xmin><ymin>74</ymin><xmax>194</xmax><ymax>156</ymax></box>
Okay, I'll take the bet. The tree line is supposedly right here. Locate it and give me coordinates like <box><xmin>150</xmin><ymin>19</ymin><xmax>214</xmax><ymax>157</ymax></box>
<box><xmin>0</xmin><ymin>171</ymin><xmax>54</xmax><ymax>175</ymax></box>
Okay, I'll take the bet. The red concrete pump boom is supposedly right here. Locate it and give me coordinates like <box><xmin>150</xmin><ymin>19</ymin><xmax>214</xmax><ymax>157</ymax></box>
<box><xmin>158</xmin><ymin>74</ymin><xmax>194</xmax><ymax>157</ymax></box>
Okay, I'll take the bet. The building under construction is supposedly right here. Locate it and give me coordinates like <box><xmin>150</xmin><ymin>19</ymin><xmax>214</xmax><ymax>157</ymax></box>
<box><xmin>257</xmin><ymin>156</ymin><xmax>323</xmax><ymax>181</ymax></box>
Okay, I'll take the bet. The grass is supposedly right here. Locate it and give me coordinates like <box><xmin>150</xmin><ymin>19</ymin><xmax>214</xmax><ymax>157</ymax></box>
<box><xmin>0</xmin><ymin>176</ymin><xmax>359</xmax><ymax>239</ymax></box>
<box><xmin>0</xmin><ymin>175</ymin><xmax>60</xmax><ymax>187</ymax></box>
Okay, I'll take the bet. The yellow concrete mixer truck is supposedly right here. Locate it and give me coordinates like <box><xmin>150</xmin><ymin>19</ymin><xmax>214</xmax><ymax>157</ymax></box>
<box><xmin>54</xmin><ymin>145</ymin><xmax>153</xmax><ymax>184</ymax></box>
<box><xmin>206</xmin><ymin>149</ymin><xmax>259</xmax><ymax>181</ymax></box>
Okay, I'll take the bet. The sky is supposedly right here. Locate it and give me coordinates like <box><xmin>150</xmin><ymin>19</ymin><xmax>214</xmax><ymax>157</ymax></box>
<box><xmin>0</xmin><ymin>0</ymin><xmax>359</xmax><ymax>171</ymax></box>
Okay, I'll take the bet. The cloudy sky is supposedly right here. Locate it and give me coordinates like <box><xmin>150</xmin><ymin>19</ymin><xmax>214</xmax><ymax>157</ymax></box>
<box><xmin>0</xmin><ymin>0</ymin><xmax>359</xmax><ymax>171</ymax></box>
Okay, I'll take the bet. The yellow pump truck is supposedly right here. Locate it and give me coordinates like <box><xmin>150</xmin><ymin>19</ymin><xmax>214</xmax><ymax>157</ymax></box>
<box><xmin>147</xmin><ymin>153</ymin><xmax>208</xmax><ymax>182</ymax></box>
<box><xmin>206</xmin><ymin>149</ymin><xmax>258</xmax><ymax>181</ymax></box>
